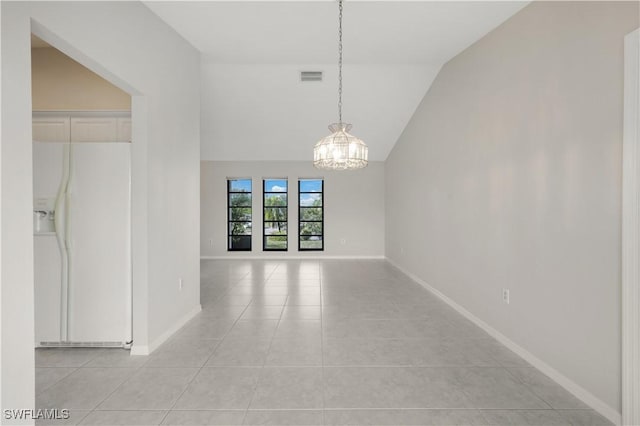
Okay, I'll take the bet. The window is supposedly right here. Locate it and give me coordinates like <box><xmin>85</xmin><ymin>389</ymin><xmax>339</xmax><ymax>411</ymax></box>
<box><xmin>299</xmin><ymin>179</ymin><xmax>324</xmax><ymax>251</ymax></box>
<box><xmin>263</xmin><ymin>179</ymin><xmax>288</xmax><ymax>251</ymax></box>
<box><xmin>227</xmin><ymin>178</ymin><xmax>252</xmax><ymax>251</ymax></box>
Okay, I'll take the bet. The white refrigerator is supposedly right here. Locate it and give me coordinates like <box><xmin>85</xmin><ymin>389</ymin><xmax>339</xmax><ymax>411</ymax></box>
<box><xmin>33</xmin><ymin>141</ymin><xmax>132</xmax><ymax>346</ymax></box>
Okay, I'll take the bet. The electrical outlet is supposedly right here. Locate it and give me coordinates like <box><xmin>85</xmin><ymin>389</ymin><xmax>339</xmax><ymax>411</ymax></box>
<box><xmin>179</xmin><ymin>278</ymin><xmax>183</xmax><ymax>291</ymax></box>
<box><xmin>340</xmin><ymin>238</ymin><xmax>346</xmax><ymax>245</ymax></box>
<box><xmin>502</xmin><ymin>288</ymin><xmax>510</xmax><ymax>304</ymax></box>
<box><xmin>400</xmin><ymin>247</ymin><xmax>405</xmax><ymax>254</ymax></box>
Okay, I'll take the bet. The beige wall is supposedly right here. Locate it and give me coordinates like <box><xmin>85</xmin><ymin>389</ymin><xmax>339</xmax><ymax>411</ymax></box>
<box><xmin>386</xmin><ymin>0</ymin><xmax>638</xmax><ymax>416</ymax></box>
<box><xmin>202</xmin><ymin>161</ymin><xmax>385</xmax><ymax>258</ymax></box>
<box><xmin>32</xmin><ymin>47</ymin><xmax>131</xmax><ymax>110</ymax></box>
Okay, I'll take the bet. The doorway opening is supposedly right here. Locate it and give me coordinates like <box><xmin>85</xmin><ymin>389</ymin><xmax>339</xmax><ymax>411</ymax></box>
<box><xmin>31</xmin><ymin>33</ymin><xmax>135</xmax><ymax>388</ymax></box>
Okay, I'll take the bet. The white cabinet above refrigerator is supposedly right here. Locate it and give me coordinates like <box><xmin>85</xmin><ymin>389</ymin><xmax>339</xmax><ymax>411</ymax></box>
<box><xmin>71</xmin><ymin>117</ymin><xmax>118</xmax><ymax>142</ymax></box>
<box><xmin>33</xmin><ymin>116</ymin><xmax>70</xmax><ymax>142</ymax></box>
<box><xmin>33</xmin><ymin>111</ymin><xmax>131</xmax><ymax>143</ymax></box>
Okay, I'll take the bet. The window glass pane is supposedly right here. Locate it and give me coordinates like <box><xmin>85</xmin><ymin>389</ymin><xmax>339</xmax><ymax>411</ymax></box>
<box><xmin>229</xmin><ymin>207</ymin><xmax>252</xmax><ymax>221</ymax></box>
<box><xmin>300</xmin><ymin>193</ymin><xmax>322</xmax><ymax>207</ymax></box>
<box><xmin>230</xmin><ymin>179</ymin><xmax>252</xmax><ymax>192</ymax></box>
<box><xmin>264</xmin><ymin>222</ymin><xmax>288</xmax><ymax>235</ymax></box>
<box><xmin>264</xmin><ymin>193</ymin><xmax>287</xmax><ymax>206</ymax></box>
<box><xmin>300</xmin><ymin>236</ymin><xmax>323</xmax><ymax>250</ymax></box>
<box><xmin>230</xmin><ymin>193</ymin><xmax>252</xmax><ymax>206</ymax></box>
<box><xmin>298</xmin><ymin>179</ymin><xmax>323</xmax><ymax>251</ymax></box>
<box><xmin>300</xmin><ymin>207</ymin><xmax>322</xmax><ymax>221</ymax></box>
<box><xmin>229</xmin><ymin>222</ymin><xmax>251</xmax><ymax>235</ymax></box>
<box><xmin>264</xmin><ymin>178</ymin><xmax>288</xmax><ymax>251</ymax></box>
<box><xmin>265</xmin><ymin>179</ymin><xmax>287</xmax><ymax>192</ymax></box>
<box><xmin>228</xmin><ymin>178</ymin><xmax>252</xmax><ymax>251</ymax></box>
<box><xmin>264</xmin><ymin>235</ymin><xmax>287</xmax><ymax>250</ymax></box>
<box><xmin>299</xmin><ymin>180</ymin><xmax>322</xmax><ymax>193</ymax></box>
<box><xmin>264</xmin><ymin>207</ymin><xmax>288</xmax><ymax>222</ymax></box>
<box><xmin>229</xmin><ymin>235</ymin><xmax>251</xmax><ymax>250</ymax></box>
<box><xmin>299</xmin><ymin>222</ymin><xmax>322</xmax><ymax>235</ymax></box>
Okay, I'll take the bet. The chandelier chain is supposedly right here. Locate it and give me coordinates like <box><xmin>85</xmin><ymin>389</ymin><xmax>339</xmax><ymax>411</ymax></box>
<box><xmin>338</xmin><ymin>0</ymin><xmax>343</xmax><ymax>124</ymax></box>
<box><xmin>312</xmin><ymin>0</ymin><xmax>368</xmax><ymax>171</ymax></box>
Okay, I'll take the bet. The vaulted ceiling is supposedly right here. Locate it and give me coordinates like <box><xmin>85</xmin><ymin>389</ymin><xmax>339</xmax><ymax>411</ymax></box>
<box><xmin>144</xmin><ymin>1</ymin><xmax>529</xmax><ymax>161</ymax></box>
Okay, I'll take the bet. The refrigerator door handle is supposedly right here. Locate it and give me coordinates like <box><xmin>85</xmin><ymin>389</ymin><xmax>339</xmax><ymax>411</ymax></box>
<box><xmin>54</xmin><ymin>143</ymin><xmax>71</xmax><ymax>341</ymax></box>
<box><xmin>64</xmin><ymin>144</ymin><xmax>75</xmax><ymax>341</ymax></box>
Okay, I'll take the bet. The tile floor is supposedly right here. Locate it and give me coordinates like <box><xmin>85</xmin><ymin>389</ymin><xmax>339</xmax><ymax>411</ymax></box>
<box><xmin>34</xmin><ymin>260</ymin><xmax>612</xmax><ymax>425</ymax></box>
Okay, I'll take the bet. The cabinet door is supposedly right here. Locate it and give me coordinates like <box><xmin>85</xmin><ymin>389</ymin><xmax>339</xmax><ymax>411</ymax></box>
<box><xmin>70</xmin><ymin>117</ymin><xmax>118</xmax><ymax>142</ymax></box>
<box><xmin>117</xmin><ymin>118</ymin><xmax>132</xmax><ymax>142</ymax></box>
<box><xmin>33</xmin><ymin>117</ymin><xmax>70</xmax><ymax>142</ymax></box>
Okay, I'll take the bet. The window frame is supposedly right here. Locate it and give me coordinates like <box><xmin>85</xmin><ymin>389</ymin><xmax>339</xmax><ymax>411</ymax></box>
<box><xmin>263</xmin><ymin>178</ymin><xmax>289</xmax><ymax>251</ymax></box>
<box><xmin>298</xmin><ymin>179</ymin><xmax>324</xmax><ymax>251</ymax></box>
<box><xmin>227</xmin><ymin>178</ymin><xmax>252</xmax><ymax>252</ymax></box>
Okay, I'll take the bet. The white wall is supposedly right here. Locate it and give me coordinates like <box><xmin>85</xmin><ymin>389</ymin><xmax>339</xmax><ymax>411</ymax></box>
<box><xmin>200</xmin><ymin>63</ymin><xmax>439</xmax><ymax>162</ymax></box>
<box><xmin>202</xmin><ymin>161</ymin><xmax>384</xmax><ymax>258</ymax></box>
<box><xmin>1</xmin><ymin>5</ymin><xmax>33</xmax><ymax>421</ymax></box>
<box><xmin>1</xmin><ymin>2</ymin><xmax>200</xmax><ymax>420</ymax></box>
<box><xmin>385</xmin><ymin>0</ymin><xmax>638</xmax><ymax>419</ymax></box>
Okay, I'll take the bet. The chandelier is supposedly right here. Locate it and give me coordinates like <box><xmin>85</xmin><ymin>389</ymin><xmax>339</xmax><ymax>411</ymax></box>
<box><xmin>313</xmin><ymin>0</ymin><xmax>368</xmax><ymax>170</ymax></box>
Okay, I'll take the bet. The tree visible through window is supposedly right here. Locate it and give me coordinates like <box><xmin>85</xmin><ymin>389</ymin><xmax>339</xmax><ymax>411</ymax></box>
<box><xmin>263</xmin><ymin>179</ymin><xmax>288</xmax><ymax>251</ymax></box>
<box><xmin>299</xmin><ymin>179</ymin><xmax>324</xmax><ymax>251</ymax></box>
<box><xmin>228</xmin><ymin>179</ymin><xmax>252</xmax><ymax>251</ymax></box>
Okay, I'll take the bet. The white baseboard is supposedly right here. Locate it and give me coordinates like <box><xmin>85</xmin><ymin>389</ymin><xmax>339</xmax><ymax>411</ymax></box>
<box><xmin>129</xmin><ymin>345</ymin><xmax>149</xmax><ymax>356</ymax></box>
<box><xmin>130</xmin><ymin>304</ymin><xmax>201</xmax><ymax>356</ymax></box>
<box><xmin>385</xmin><ymin>256</ymin><xmax>621</xmax><ymax>426</ymax></box>
<box><xmin>201</xmin><ymin>255</ymin><xmax>385</xmax><ymax>260</ymax></box>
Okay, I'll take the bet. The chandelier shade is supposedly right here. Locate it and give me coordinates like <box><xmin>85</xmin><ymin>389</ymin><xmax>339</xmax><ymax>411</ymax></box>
<box><xmin>313</xmin><ymin>123</ymin><xmax>368</xmax><ymax>170</ymax></box>
<box><xmin>313</xmin><ymin>0</ymin><xmax>368</xmax><ymax>171</ymax></box>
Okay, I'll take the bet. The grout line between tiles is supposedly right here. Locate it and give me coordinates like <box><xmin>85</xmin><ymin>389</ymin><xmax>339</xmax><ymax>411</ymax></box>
<box><xmin>34</xmin><ymin>366</ymin><xmax>80</xmax><ymax>396</ymax></box>
<box><xmin>73</xmin><ymin>363</ymin><xmax>143</xmax><ymax>422</ymax></box>
<box><xmin>319</xmin><ymin>264</ymin><xmax>326</xmax><ymax>426</ymax></box>
<box><xmin>241</xmin><ymin>280</ymin><xmax>288</xmax><ymax>424</ymax></box>
<box><xmin>157</xmin><ymin>280</ymin><xmax>252</xmax><ymax>426</ymax></box>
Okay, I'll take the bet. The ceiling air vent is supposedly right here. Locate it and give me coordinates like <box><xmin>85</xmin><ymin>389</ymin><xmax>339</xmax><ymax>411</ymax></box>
<box><xmin>300</xmin><ymin>71</ymin><xmax>323</xmax><ymax>82</ymax></box>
